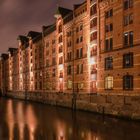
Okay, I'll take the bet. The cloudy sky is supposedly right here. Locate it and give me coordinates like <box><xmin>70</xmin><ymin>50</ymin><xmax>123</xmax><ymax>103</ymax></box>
<box><xmin>0</xmin><ymin>0</ymin><xmax>84</xmax><ymax>53</ymax></box>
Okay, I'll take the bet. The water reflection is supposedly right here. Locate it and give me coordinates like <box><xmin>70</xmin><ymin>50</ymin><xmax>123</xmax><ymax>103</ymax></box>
<box><xmin>0</xmin><ymin>98</ymin><xmax>140</xmax><ymax>140</ymax></box>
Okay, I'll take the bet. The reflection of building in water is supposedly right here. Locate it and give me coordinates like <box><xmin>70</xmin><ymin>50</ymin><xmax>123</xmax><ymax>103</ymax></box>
<box><xmin>5</xmin><ymin>100</ymin><xmax>38</xmax><ymax>140</ymax></box>
<box><xmin>55</xmin><ymin>120</ymin><xmax>66</xmax><ymax>140</ymax></box>
<box><xmin>17</xmin><ymin>102</ymin><xmax>25</xmax><ymax>140</ymax></box>
<box><xmin>26</xmin><ymin>105</ymin><xmax>37</xmax><ymax>140</ymax></box>
<box><xmin>6</xmin><ymin>100</ymin><xmax>15</xmax><ymax>140</ymax></box>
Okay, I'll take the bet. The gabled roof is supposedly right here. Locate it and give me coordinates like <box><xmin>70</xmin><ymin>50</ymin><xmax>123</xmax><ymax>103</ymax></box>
<box><xmin>17</xmin><ymin>35</ymin><xmax>29</xmax><ymax>43</ymax></box>
<box><xmin>43</xmin><ymin>24</ymin><xmax>56</xmax><ymax>36</ymax></box>
<box><xmin>74</xmin><ymin>1</ymin><xmax>86</xmax><ymax>10</ymax></box>
<box><xmin>55</xmin><ymin>6</ymin><xmax>73</xmax><ymax>18</ymax></box>
<box><xmin>1</xmin><ymin>53</ymin><xmax>9</xmax><ymax>60</ymax></box>
<box><xmin>8</xmin><ymin>48</ymin><xmax>18</xmax><ymax>56</ymax></box>
<box><xmin>27</xmin><ymin>31</ymin><xmax>42</xmax><ymax>39</ymax></box>
<box><xmin>27</xmin><ymin>31</ymin><xmax>42</xmax><ymax>43</ymax></box>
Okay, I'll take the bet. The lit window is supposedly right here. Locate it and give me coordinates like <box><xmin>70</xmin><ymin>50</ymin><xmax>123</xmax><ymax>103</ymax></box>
<box><xmin>67</xmin><ymin>80</ymin><xmax>72</xmax><ymax>89</ymax></box>
<box><xmin>105</xmin><ymin>76</ymin><xmax>113</xmax><ymax>90</ymax></box>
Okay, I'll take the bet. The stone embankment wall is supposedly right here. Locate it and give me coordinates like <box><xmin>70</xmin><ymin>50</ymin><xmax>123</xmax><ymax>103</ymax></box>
<box><xmin>5</xmin><ymin>92</ymin><xmax>140</xmax><ymax>120</ymax></box>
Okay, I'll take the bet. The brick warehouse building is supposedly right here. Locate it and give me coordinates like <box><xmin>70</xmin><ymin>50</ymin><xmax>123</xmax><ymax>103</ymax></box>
<box><xmin>0</xmin><ymin>0</ymin><xmax>140</xmax><ymax>104</ymax></box>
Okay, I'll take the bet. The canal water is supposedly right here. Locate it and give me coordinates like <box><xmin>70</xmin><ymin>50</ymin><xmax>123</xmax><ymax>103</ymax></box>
<box><xmin>0</xmin><ymin>98</ymin><xmax>140</xmax><ymax>140</ymax></box>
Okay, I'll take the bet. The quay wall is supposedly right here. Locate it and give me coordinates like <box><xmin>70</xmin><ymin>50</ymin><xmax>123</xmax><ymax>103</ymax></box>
<box><xmin>5</xmin><ymin>92</ymin><xmax>140</xmax><ymax>120</ymax></box>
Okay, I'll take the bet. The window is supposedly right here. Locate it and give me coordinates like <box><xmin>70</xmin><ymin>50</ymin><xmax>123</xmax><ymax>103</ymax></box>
<box><xmin>90</xmin><ymin>4</ymin><xmax>97</xmax><ymax>16</ymax></box>
<box><xmin>59</xmin><ymin>35</ymin><xmax>63</xmax><ymax>43</ymax></box>
<box><xmin>77</xmin><ymin>64</ymin><xmax>83</xmax><ymax>74</ymax></box>
<box><xmin>105</xmin><ymin>9</ymin><xmax>113</xmax><ymax>18</ymax></box>
<box><xmin>105</xmin><ymin>57</ymin><xmax>113</xmax><ymax>70</ymax></box>
<box><xmin>124</xmin><ymin>31</ymin><xmax>133</xmax><ymax>47</ymax></box>
<box><xmin>45</xmin><ymin>42</ymin><xmax>49</xmax><ymax>47</ymax></box>
<box><xmin>124</xmin><ymin>0</ymin><xmax>133</xmax><ymax>10</ymax></box>
<box><xmin>80</xmin><ymin>36</ymin><xmax>83</xmax><ymax>42</ymax></box>
<box><xmin>105</xmin><ymin>38</ymin><xmax>113</xmax><ymax>51</ymax></box>
<box><xmin>67</xmin><ymin>41</ymin><xmax>72</xmax><ymax>47</ymax></box>
<box><xmin>76</xmin><ymin>38</ymin><xmax>79</xmax><ymax>44</ymax></box>
<box><xmin>52</xmin><ymin>48</ymin><xmax>55</xmax><ymax>54</ymax></box>
<box><xmin>67</xmin><ymin>65</ymin><xmax>72</xmax><ymax>75</ymax></box>
<box><xmin>52</xmin><ymin>68</ymin><xmax>56</xmax><ymax>77</ymax></box>
<box><xmin>46</xmin><ymin>50</ymin><xmax>49</xmax><ymax>56</ymax></box>
<box><xmin>67</xmin><ymin>80</ymin><xmax>72</xmax><ymax>89</ymax></box>
<box><xmin>59</xmin><ymin>46</ymin><xmax>63</xmax><ymax>53</ymax></box>
<box><xmin>46</xmin><ymin>59</ymin><xmax>49</xmax><ymax>67</ymax></box>
<box><xmin>80</xmin><ymin>25</ymin><xmax>83</xmax><ymax>31</ymax></box>
<box><xmin>76</xmin><ymin>48</ymin><xmax>83</xmax><ymax>59</ymax></box>
<box><xmin>124</xmin><ymin>14</ymin><xmax>133</xmax><ymax>26</ymax></box>
<box><xmin>59</xmin><ymin>71</ymin><xmax>63</xmax><ymax>78</ymax></box>
<box><xmin>105</xmin><ymin>23</ymin><xmax>113</xmax><ymax>32</ymax></box>
<box><xmin>90</xmin><ymin>65</ymin><xmax>97</xmax><ymax>74</ymax></box>
<box><xmin>67</xmin><ymin>52</ymin><xmax>72</xmax><ymax>61</ymax></box>
<box><xmin>105</xmin><ymin>76</ymin><xmax>113</xmax><ymax>90</ymax></box>
<box><xmin>123</xmin><ymin>53</ymin><xmax>133</xmax><ymax>68</ymax></box>
<box><xmin>52</xmin><ymin>57</ymin><xmax>56</xmax><ymax>65</ymax></box>
<box><xmin>90</xmin><ymin>46</ymin><xmax>97</xmax><ymax>57</ymax></box>
<box><xmin>58</xmin><ymin>24</ymin><xmax>62</xmax><ymax>33</ymax></box>
<box><xmin>90</xmin><ymin>32</ymin><xmax>97</xmax><ymax>42</ymax></box>
<box><xmin>123</xmin><ymin>75</ymin><xmax>133</xmax><ymax>90</ymax></box>
<box><xmin>52</xmin><ymin>39</ymin><xmax>55</xmax><ymax>45</ymax></box>
<box><xmin>90</xmin><ymin>18</ymin><xmax>97</xmax><ymax>29</ymax></box>
<box><xmin>67</xmin><ymin>31</ymin><xmax>71</xmax><ymax>37</ymax></box>
<box><xmin>59</xmin><ymin>56</ymin><xmax>63</xmax><ymax>64</ymax></box>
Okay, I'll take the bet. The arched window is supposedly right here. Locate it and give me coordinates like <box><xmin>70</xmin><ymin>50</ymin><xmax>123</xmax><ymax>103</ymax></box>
<box><xmin>58</xmin><ymin>24</ymin><xmax>62</xmax><ymax>33</ymax></box>
<box><xmin>105</xmin><ymin>76</ymin><xmax>113</xmax><ymax>90</ymax></box>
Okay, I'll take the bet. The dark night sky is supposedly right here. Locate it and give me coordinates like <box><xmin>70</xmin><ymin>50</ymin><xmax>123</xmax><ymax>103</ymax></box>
<box><xmin>0</xmin><ymin>0</ymin><xmax>84</xmax><ymax>53</ymax></box>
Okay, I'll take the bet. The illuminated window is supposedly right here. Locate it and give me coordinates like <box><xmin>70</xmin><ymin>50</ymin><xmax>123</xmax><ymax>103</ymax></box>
<box><xmin>123</xmin><ymin>75</ymin><xmax>133</xmax><ymax>90</ymax></box>
<box><xmin>67</xmin><ymin>80</ymin><xmax>72</xmax><ymax>89</ymax></box>
<box><xmin>105</xmin><ymin>76</ymin><xmax>113</xmax><ymax>90</ymax></box>
<box><xmin>78</xmin><ymin>83</ymin><xmax>84</xmax><ymax>90</ymax></box>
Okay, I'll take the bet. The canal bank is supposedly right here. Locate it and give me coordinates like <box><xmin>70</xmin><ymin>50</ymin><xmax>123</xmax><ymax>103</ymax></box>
<box><xmin>4</xmin><ymin>91</ymin><xmax>140</xmax><ymax>121</ymax></box>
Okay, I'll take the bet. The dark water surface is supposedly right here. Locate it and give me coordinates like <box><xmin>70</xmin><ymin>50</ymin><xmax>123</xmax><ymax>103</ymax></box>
<box><xmin>0</xmin><ymin>98</ymin><xmax>140</xmax><ymax>140</ymax></box>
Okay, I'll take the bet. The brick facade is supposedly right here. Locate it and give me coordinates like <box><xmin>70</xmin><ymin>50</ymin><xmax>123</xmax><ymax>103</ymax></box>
<box><xmin>0</xmin><ymin>0</ymin><xmax>140</xmax><ymax>96</ymax></box>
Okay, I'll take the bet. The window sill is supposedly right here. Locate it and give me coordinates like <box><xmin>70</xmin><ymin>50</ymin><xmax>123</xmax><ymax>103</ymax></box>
<box><xmin>105</xmin><ymin>89</ymin><xmax>113</xmax><ymax>90</ymax></box>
